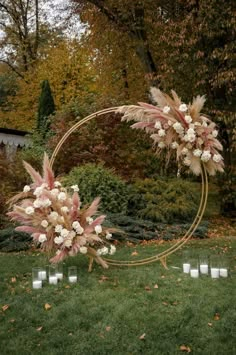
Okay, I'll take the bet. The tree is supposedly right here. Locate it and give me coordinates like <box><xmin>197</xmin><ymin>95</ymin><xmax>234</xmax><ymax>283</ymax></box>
<box><xmin>37</xmin><ymin>79</ymin><xmax>55</xmax><ymax>136</ymax></box>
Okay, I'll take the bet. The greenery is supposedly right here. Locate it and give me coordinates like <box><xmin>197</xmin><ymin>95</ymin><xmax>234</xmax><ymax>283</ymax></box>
<box><xmin>128</xmin><ymin>178</ymin><xmax>200</xmax><ymax>223</ymax></box>
<box><xmin>37</xmin><ymin>79</ymin><xmax>55</xmax><ymax>136</ymax></box>
<box><xmin>0</xmin><ymin>236</ymin><xmax>236</xmax><ymax>354</ymax></box>
<box><xmin>63</xmin><ymin>164</ymin><xmax>130</xmax><ymax>214</ymax></box>
<box><xmin>0</xmin><ymin>227</ymin><xmax>31</xmax><ymax>252</ymax></box>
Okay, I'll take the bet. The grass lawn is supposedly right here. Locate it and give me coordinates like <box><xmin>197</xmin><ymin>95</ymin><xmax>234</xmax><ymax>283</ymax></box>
<box><xmin>0</xmin><ymin>235</ymin><xmax>236</xmax><ymax>355</ymax></box>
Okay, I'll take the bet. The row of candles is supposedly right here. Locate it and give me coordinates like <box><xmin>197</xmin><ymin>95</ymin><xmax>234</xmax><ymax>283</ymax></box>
<box><xmin>32</xmin><ymin>265</ymin><xmax>77</xmax><ymax>289</ymax></box>
<box><xmin>182</xmin><ymin>254</ymin><xmax>229</xmax><ymax>278</ymax></box>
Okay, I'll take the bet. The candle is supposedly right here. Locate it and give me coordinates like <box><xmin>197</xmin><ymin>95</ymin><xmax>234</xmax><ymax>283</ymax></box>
<box><xmin>190</xmin><ymin>269</ymin><xmax>199</xmax><ymax>278</ymax></box>
<box><xmin>220</xmin><ymin>268</ymin><xmax>228</xmax><ymax>278</ymax></box>
<box><xmin>32</xmin><ymin>280</ymin><xmax>42</xmax><ymax>289</ymax></box>
<box><xmin>211</xmin><ymin>268</ymin><xmax>219</xmax><ymax>279</ymax></box>
<box><xmin>200</xmin><ymin>264</ymin><xmax>208</xmax><ymax>275</ymax></box>
<box><xmin>68</xmin><ymin>275</ymin><xmax>77</xmax><ymax>283</ymax></box>
<box><xmin>183</xmin><ymin>263</ymin><xmax>191</xmax><ymax>273</ymax></box>
<box><xmin>38</xmin><ymin>271</ymin><xmax>47</xmax><ymax>280</ymax></box>
<box><xmin>49</xmin><ymin>276</ymin><xmax>58</xmax><ymax>285</ymax></box>
<box><xmin>56</xmin><ymin>273</ymin><xmax>63</xmax><ymax>281</ymax></box>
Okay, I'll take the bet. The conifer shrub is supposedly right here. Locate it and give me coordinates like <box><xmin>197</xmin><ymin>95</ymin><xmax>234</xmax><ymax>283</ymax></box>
<box><xmin>127</xmin><ymin>178</ymin><xmax>200</xmax><ymax>223</ymax></box>
<box><xmin>63</xmin><ymin>164</ymin><xmax>129</xmax><ymax>214</ymax></box>
<box><xmin>0</xmin><ymin>227</ymin><xmax>31</xmax><ymax>252</ymax></box>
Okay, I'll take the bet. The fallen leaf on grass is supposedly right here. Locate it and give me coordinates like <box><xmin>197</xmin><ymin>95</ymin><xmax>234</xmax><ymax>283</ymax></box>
<box><xmin>131</xmin><ymin>250</ymin><xmax>139</xmax><ymax>256</ymax></box>
<box><xmin>44</xmin><ymin>303</ymin><xmax>52</xmax><ymax>311</ymax></box>
<box><xmin>2</xmin><ymin>305</ymin><xmax>9</xmax><ymax>312</ymax></box>
<box><xmin>154</xmin><ymin>284</ymin><xmax>159</xmax><ymax>289</ymax></box>
<box><xmin>36</xmin><ymin>326</ymin><xmax>43</xmax><ymax>331</ymax></box>
<box><xmin>105</xmin><ymin>326</ymin><xmax>111</xmax><ymax>332</ymax></box>
<box><xmin>145</xmin><ymin>286</ymin><xmax>151</xmax><ymax>292</ymax></box>
<box><xmin>214</xmin><ymin>313</ymin><xmax>220</xmax><ymax>321</ymax></box>
<box><xmin>180</xmin><ymin>345</ymin><xmax>191</xmax><ymax>352</ymax></box>
<box><xmin>139</xmin><ymin>333</ymin><xmax>146</xmax><ymax>340</ymax></box>
<box><xmin>208</xmin><ymin>322</ymin><xmax>213</xmax><ymax>327</ymax></box>
<box><xmin>64</xmin><ymin>285</ymin><xmax>70</xmax><ymax>289</ymax></box>
<box><xmin>162</xmin><ymin>302</ymin><xmax>168</xmax><ymax>306</ymax></box>
<box><xmin>9</xmin><ymin>319</ymin><xmax>15</xmax><ymax>323</ymax></box>
<box><xmin>99</xmin><ymin>275</ymin><xmax>109</xmax><ymax>283</ymax></box>
<box><xmin>11</xmin><ymin>277</ymin><xmax>16</xmax><ymax>283</ymax></box>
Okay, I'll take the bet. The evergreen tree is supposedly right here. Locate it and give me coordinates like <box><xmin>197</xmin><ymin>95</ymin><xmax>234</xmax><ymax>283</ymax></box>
<box><xmin>37</xmin><ymin>79</ymin><xmax>55</xmax><ymax>136</ymax></box>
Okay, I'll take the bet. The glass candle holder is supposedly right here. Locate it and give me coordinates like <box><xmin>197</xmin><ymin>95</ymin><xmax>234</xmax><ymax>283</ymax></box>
<box><xmin>48</xmin><ymin>265</ymin><xmax>58</xmax><ymax>285</ymax></box>
<box><xmin>190</xmin><ymin>258</ymin><xmax>199</xmax><ymax>278</ymax></box>
<box><xmin>32</xmin><ymin>267</ymin><xmax>42</xmax><ymax>289</ymax></box>
<box><xmin>182</xmin><ymin>251</ymin><xmax>191</xmax><ymax>274</ymax></box>
<box><xmin>55</xmin><ymin>263</ymin><xmax>63</xmax><ymax>281</ymax></box>
<box><xmin>68</xmin><ymin>266</ymin><xmax>77</xmax><ymax>283</ymax></box>
<box><xmin>38</xmin><ymin>267</ymin><xmax>47</xmax><ymax>281</ymax></box>
<box><xmin>199</xmin><ymin>254</ymin><xmax>209</xmax><ymax>275</ymax></box>
<box><xmin>219</xmin><ymin>257</ymin><xmax>229</xmax><ymax>278</ymax></box>
<box><xmin>210</xmin><ymin>256</ymin><xmax>220</xmax><ymax>279</ymax></box>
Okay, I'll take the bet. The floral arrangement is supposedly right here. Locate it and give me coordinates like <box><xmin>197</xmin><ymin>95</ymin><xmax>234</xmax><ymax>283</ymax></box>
<box><xmin>117</xmin><ymin>88</ymin><xmax>224</xmax><ymax>176</ymax></box>
<box><xmin>7</xmin><ymin>154</ymin><xmax>115</xmax><ymax>269</ymax></box>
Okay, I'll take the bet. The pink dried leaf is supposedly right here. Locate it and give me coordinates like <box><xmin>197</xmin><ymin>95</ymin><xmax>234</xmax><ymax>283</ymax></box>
<box><xmin>50</xmin><ymin>250</ymin><xmax>68</xmax><ymax>264</ymax></box>
<box><xmin>43</xmin><ymin>153</ymin><xmax>54</xmax><ymax>189</ymax></box>
<box><xmin>15</xmin><ymin>226</ymin><xmax>42</xmax><ymax>234</ymax></box>
<box><xmin>23</xmin><ymin>160</ymin><xmax>43</xmax><ymax>185</ymax></box>
<box><xmin>83</xmin><ymin>197</ymin><xmax>100</xmax><ymax>220</ymax></box>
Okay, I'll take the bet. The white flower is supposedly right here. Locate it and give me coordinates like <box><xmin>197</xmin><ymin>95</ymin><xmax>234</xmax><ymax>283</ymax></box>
<box><xmin>173</xmin><ymin>122</ymin><xmax>184</xmax><ymax>134</ymax></box>
<box><xmin>64</xmin><ymin>239</ymin><xmax>73</xmax><ymax>247</ymax></box>
<box><xmin>193</xmin><ymin>149</ymin><xmax>202</xmax><ymax>157</ymax></box>
<box><xmin>33</xmin><ymin>186</ymin><xmax>44</xmax><ymax>197</ymax></box>
<box><xmin>54</xmin><ymin>236</ymin><xmax>64</xmax><ymax>245</ymax></box>
<box><xmin>158</xmin><ymin>141</ymin><xmax>166</xmax><ymax>149</ymax></box>
<box><xmin>61</xmin><ymin>206</ymin><xmax>69</xmax><ymax>213</ymax></box>
<box><xmin>158</xmin><ymin>129</ymin><xmax>166</xmax><ymax>137</ymax></box>
<box><xmin>171</xmin><ymin>142</ymin><xmax>179</xmax><ymax>149</ymax></box>
<box><xmin>154</xmin><ymin>121</ymin><xmax>162</xmax><ymax>129</ymax></box>
<box><xmin>49</xmin><ymin>211</ymin><xmax>59</xmax><ymax>220</ymax></box>
<box><xmin>61</xmin><ymin>228</ymin><xmax>70</xmax><ymax>238</ymax></box>
<box><xmin>163</xmin><ymin>105</ymin><xmax>171</xmax><ymax>114</ymax></box>
<box><xmin>109</xmin><ymin>245</ymin><xmax>116</xmax><ymax>255</ymax></box>
<box><xmin>168</xmin><ymin>120</ymin><xmax>173</xmax><ymax>126</ymax></box>
<box><xmin>95</xmin><ymin>225</ymin><xmax>102</xmax><ymax>234</ymax></box>
<box><xmin>25</xmin><ymin>206</ymin><xmax>35</xmax><ymax>215</ymax></box>
<box><xmin>41</xmin><ymin>220</ymin><xmax>49</xmax><ymax>228</ymax></box>
<box><xmin>187</xmin><ymin>128</ymin><xmax>195</xmax><ymax>135</ymax></box>
<box><xmin>179</xmin><ymin>103</ymin><xmax>188</xmax><ymax>112</ymax></box>
<box><xmin>72</xmin><ymin>221</ymin><xmax>80</xmax><ymax>230</ymax></box>
<box><xmin>212</xmin><ymin>130</ymin><xmax>218</xmax><ymax>138</ymax></box>
<box><xmin>58</xmin><ymin>192</ymin><xmax>67</xmax><ymax>201</ymax></box>
<box><xmin>97</xmin><ymin>246</ymin><xmax>109</xmax><ymax>256</ymax></box>
<box><xmin>185</xmin><ymin>115</ymin><xmax>192</xmax><ymax>123</ymax></box>
<box><xmin>33</xmin><ymin>199</ymin><xmax>42</xmax><ymax>208</ymax></box>
<box><xmin>201</xmin><ymin>150</ymin><xmax>211</xmax><ymax>162</ymax></box>
<box><xmin>80</xmin><ymin>246</ymin><xmax>88</xmax><ymax>254</ymax></box>
<box><xmin>202</xmin><ymin>122</ymin><xmax>208</xmax><ymax>127</ymax></box>
<box><xmin>41</xmin><ymin>199</ymin><xmax>52</xmax><ymax>208</ymax></box>
<box><xmin>55</xmin><ymin>224</ymin><xmax>63</xmax><ymax>233</ymax></box>
<box><xmin>194</xmin><ymin>122</ymin><xmax>201</xmax><ymax>126</ymax></box>
<box><xmin>106</xmin><ymin>232</ymin><xmax>112</xmax><ymax>240</ymax></box>
<box><xmin>183</xmin><ymin>157</ymin><xmax>191</xmax><ymax>166</ymax></box>
<box><xmin>76</xmin><ymin>226</ymin><xmax>84</xmax><ymax>235</ymax></box>
<box><xmin>69</xmin><ymin>230</ymin><xmax>76</xmax><ymax>239</ymax></box>
<box><xmin>181</xmin><ymin>148</ymin><xmax>189</xmax><ymax>155</ymax></box>
<box><xmin>213</xmin><ymin>154</ymin><xmax>222</xmax><ymax>163</ymax></box>
<box><xmin>54</xmin><ymin>181</ymin><xmax>61</xmax><ymax>187</ymax></box>
<box><xmin>86</xmin><ymin>217</ymin><xmax>93</xmax><ymax>225</ymax></box>
<box><xmin>50</xmin><ymin>188</ymin><xmax>59</xmax><ymax>196</ymax></box>
<box><xmin>23</xmin><ymin>185</ymin><xmax>31</xmax><ymax>193</ymax></box>
<box><xmin>39</xmin><ymin>234</ymin><xmax>47</xmax><ymax>243</ymax></box>
<box><xmin>71</xmin><ymin>184</ymin><xmax>79</xmax><ymax>192</ymax></box>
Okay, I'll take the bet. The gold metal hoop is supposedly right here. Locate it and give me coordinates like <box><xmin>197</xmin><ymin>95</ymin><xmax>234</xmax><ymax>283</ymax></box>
<box><xmin>50</xmin><ymin>107</ymin><xmax>208</xmax><ymax>268</ymax></box>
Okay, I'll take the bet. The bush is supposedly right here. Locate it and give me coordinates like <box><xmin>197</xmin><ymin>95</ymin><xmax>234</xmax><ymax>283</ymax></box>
<box><xmin>63</xmin><ymin>164</ymin><xmax>129</xmax><ymax>214</ymax></box>
<box><xmin>128</xmin><ymin>178</ymin><xmax>200</xmax><ymax>223</ymax></box>
<box><xmin>0</xmin><ymin>227</ymin><xmax>31</xmax><ymax>252</ymax></box>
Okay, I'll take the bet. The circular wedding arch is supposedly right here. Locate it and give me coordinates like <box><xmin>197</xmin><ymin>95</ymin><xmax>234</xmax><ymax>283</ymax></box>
<box><xmin>49</xmin><ymin>107</ymin><xmax>209</xmax><ymax>268</ymax></box>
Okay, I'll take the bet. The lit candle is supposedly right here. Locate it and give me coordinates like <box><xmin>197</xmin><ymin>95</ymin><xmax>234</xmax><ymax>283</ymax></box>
<box><xmin>219</xmin><ymin>268</ymin><xmax>228</xmax><ymax>278</ymax></box>
<box><xmin>68</xmin><ymin>275</ymin><xmax>77</xmax><ymax>283</ymax></box>
<box><xmin>49</xmin><ymin>276</ymin><xmax>58</xmax><ymax>285</ymax></box>
<box><xmin>56</xmin><ymin>273</ymin><xmax>63</xmax><ymax>281</ymax></box>
<box><xmin>190</xmin><ymin>269</ymin><xmax>199</xmax><ymax>278</ymax></box>
<box><xmin>211</xmin><ymin>268</ymin><xmax>220</xmax><ymax>279</ymax></box>
<box><xmin>38</xmin><ymin>271</ymin><xmax>47</xmax><ymax>280</ymax></box>
<box><xmin>183</xmin><ymin>263</ymin><xmax>191</xmax><ymax>273</ymax></box>
<box><xmin>200</xmin><ymin>264</ymin><xmax>208</xmax><ymax>275</ymax></box>
<box><xmin>32</xmin><ymin>280</ymin><xmax>42</xmax><ymax>289</ymax></box>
